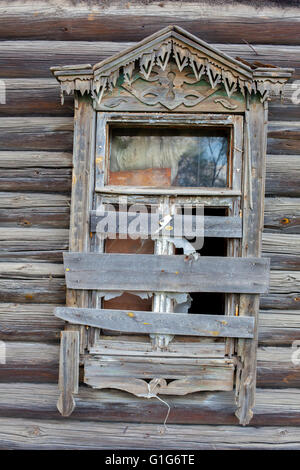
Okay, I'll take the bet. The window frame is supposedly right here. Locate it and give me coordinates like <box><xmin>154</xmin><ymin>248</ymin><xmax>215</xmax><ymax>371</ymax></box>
<box><xmin>95</xmin><ymin>112</ymin><xmax>243</xmax><ymax>196</ymax></box>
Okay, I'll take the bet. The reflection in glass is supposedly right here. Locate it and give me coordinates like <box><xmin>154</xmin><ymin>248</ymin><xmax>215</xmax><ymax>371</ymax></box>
<box><xmin>109</xmin><ymin>127</ymin><xmax>229</xmax><ymax>188</ymax></box>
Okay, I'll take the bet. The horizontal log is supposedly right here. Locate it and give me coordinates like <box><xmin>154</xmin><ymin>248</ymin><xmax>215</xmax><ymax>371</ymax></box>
<box><xmin>259</xmin><ymin>310</ymin><xmax>300</xmax><ymax>346</ymax></box>
<box><xmin>267</xmin><ymin>122</ymin><xmax>300</xmax><ymax>155</ymax></box>
<box><xmin>2</xmin><ymin>416</ymin><xmax>300</xmax><ymax>449</ymax></box>
<box><xmin>0</xmin><ymin>251</ymin><xmax>64</xmax><ymax>263</ymax></box>
<box><xmin>264</xmin><ymin>253</ymin><xmax>300</xmax><ymax>271</ymax></box>
<box><xmin>0</xmin><ymin>262</ymin><xmax>64</xmax><ymax>279</ymax></box>
<box><xmin>262</xmin><ymin>233</ymin><xmax>300</xmax><ymax>255</ymax></box>
<box><xmin>265</xmin><ymin>158</ymin><xmax>300</xmax><ymax>197</ymax></box>
<box><xmin>260</xmin><ymin>293</ymin><xmax>300</xmax><ymax>311</ymax></box>
<box><xmin>90</xmin><ymin>211</ymin><xmax>242</xmax><ymax>238</ymax></box>
<box><xmin>0</xmin><ymin>303</ymin><xmax>63</xmax><ymax>342</ymax></box>
<box><xmin>0</xmin><ymin>192</ymin><xmax>70</xmax><ymax>208</ymax></box>
<box><xmin>257</xmin><ymin>346</ymin><xmax>300</xmax><ymax>389</ymax></box>
<box><xmin>0</xmin><ymin>117</ymin><xmax>73</xmax><ymax>151</ymax></box>
<box><xmin>0</xmin><ymin>228</ymin><xmax>69</xmax><ymax>251</ymax></box>
<box><xmin>0</xmin><ymin>168</ymin><xmax>71</xmax><ymax>192</ymax></box>
<box><xmin>64</xmin><ymin>253</ymin><xmax>270</xmax><ymax>293</ymax></box>
<box><xmin>0</xmin><ymin>79</ymin><xmax>73</xmax><ymax>116</ymax></box>
<box><xmin>269</xmin><ymin>271</ymin><xmax>300</xmax><ymax>294</ymax></box>
<box><xmin>264</xmin><ymin>197</ymin><xmax>300</xmax><ymax>232</ymax></box>
<box><xmin>0</xmin><ymin>279</ymin><xmax>66</xmax><ymax>304</ymax></box>
<box><xmin>0</xmin><ymin>151</ymin><xmax>72</xmax><ymax>168</ymax></box>
<box><xmin>55</xmin><ymin>307</ymin><xmax>254</xmax><ymax>338</ymax></box>
<box><xmin>0</xmin><ymin>340</ymin><xmax>297</xmax><ymax>388</ymax></box>
<box><xmin>0</xmin><ymin>383</ymin><xmax>299</xmax><ymax>427</ymax></box>
<box><xmin>268</xmin><ymin>103</ymin><xmax>300</xmax><ymax>122</ymax></box>
<box><xmin>0</xmin><ymin>208</ymin><xmax>70</xmax><ymax>229</ymax></box>
<box><xmin>0</xmin><ymin>342</ymin><xmax>58</xmax><ymax>383</ymax></box>
<box><xmin>0</xmin><ymin>3</ymin><xmax>299</xmax><ymax>46</ymax></box>
<box><xmin>0</xmin><ymin>40</ymin><xmax>299</xmax><ymax>78</ymax></box>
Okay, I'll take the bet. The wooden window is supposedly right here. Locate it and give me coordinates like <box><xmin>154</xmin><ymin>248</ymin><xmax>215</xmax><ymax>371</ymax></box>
<box><xmin>95</xmin><ymin>113</ymin><xmax>242</xmax><ymax>196</ymax></box>
<box><xmin>52</xmin><ymin>25</ymin><xmax>292</xmax><ymax>424</ymax></box>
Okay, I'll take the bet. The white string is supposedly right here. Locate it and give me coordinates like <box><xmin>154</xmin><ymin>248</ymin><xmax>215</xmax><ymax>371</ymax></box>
<box><xmin>137</xmin><ymin>379</ymin><xmax>171</xmax><ymax>430</ymax></box>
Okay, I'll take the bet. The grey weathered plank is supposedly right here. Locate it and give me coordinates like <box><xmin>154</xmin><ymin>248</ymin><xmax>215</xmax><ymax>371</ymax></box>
<box><xmin>90</xmin><ymin>211</ymin><xmax>242</xmax><ymax>238</ymax></box>
<box><xmin>264</xmin><ymin>198</ymin><xmax>300</xmax><ymax>234</ymax></box>
<box><xmin>235</xmin><ymin>97</ymin><xmax>268</xmax><ymax>426</ymax></box>
<box><xmin>266</xmin><ymin>157</ymin><xmax>300</xmax><ymax>197</ymax></box>
<box><xmin>57</xmin><ymin>330</ymin><xmax>79</xmax><ymax>417</ymax></box>
<box><xmin>90</xmin><ymin>337</ymin><xmax>226</xmax><ymax>358</ymax></box>
<box><xmin>2</xmin><ymin>416</ymin><xmax>300</xmax><ymax>450</ymax></box>
<box><xmin>55</xmin><ymin>307</ymin><xmax>255</xmax><ymax>338</ymax></box>
<box><xmin>0</xmin><ymin>303</ymin><xmax>64</xmax><ymax>342</ymax></box>
<box><xmin>0</xmin><ymin>117</ymin><xmax>73</xmax><ymax>151</ymax></box>
<box><xmin>84</xmin><ymin>354</ymin><xmax>235</xmax><ymax>378</ymax></box>
<box><xmin>0</xmin><ymin>168</ymin><xmax>71</xmax><ymax>192</ymax></box>
<box><xmin>0</xmin><ymin>228</ymin><xmax>69</xmax><ymax>251</ymax></box>
<box><xmin>260</xmin><ymin>293</ymin><xmax>300</xmax><ymax>311</ymax></box>
<box><xmin>64</xmin><ymin>253</ymin><xmax>270</xmax><ymax>294</ymax></box>
<box><xmin>0</xmin><ymin>151</ymin><xmax>72</xmax><ymax>168</ymax></box>
<box><xmin>84</xmin><ymin>359</ymin><xmax>235</xmax><ymax>394</ymax></box>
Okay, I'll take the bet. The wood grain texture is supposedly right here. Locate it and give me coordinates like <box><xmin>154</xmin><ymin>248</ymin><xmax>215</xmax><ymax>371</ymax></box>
<box><xmin>266</xmin><ymin>157</ymin><xmax>300</xmax><ymax>197</ymax></box>
<box><xmin>0</xmin><ymin>3</ymin><xmax>299</xmax><ymax>46</ymax></box>
<box><xmin>267</xmin><ymin>122</ymin><xmax>300</xmax><ymax>155</ymax></box>
<box><xmin>264</xmin><ymin>197</ymin><xmax>300</xmax><ymax>233</ymax></box>
<box><xmin>0</xmin><ymin>340</ymin><xmax>298</xmax><ymax>387</ymax></box>
<box><xmin>1</xmin><ymin>417</ymin><xmax>300</xmax><ymax>449</ymax></box>
<box><xmin>55</xmin><ymin>307</ymin><xmax>255</xmax><ymax>338</ymax></box>
<box><xmin>64</xmin><ymin>253</ymin><xmax>270</xmax><ymax>293</ymax></box>
<box><xmin>0</xmin><ymin>117</ymin><xmax>73</xmax><ymax>151</ymax></box>
<box><xmin>84</xmin><ymin>359</ymin><xmax>235</xmax><ymax>394</ymax></box>
<box><xmin>260</xmin><ymin>293</ymin><xmax>300</xmax><ymax>311</ymax></box>
<box><xmin>0</xmin><ymin>303</ymin><xmax>64</xmax><ymax>342</ymax></box>
<box><xmin>0</xmin><ymin>228</ymin><xmax>69</xmax><ymax>251</ymax></box>
<box><xmin>262</xmin><ymin>233</ymin><xmax>300</xmax><ymax>254</ymax></box>
<box><xmin>57</xmin><ymin>330</ymin><xmax>79</xmax><ymax>416</ymax></box>
<box><xmin>0</xmin><ymin>41</ymin><xmax>299</xmax><ymax>78</ymax></box>
<box><xmin>0</xmin><ymin>383</ymin><xmax>300</xmax><ymax>426</ymax></box>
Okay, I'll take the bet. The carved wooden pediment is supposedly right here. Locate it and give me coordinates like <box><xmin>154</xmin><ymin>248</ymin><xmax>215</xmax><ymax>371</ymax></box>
<box><xmin>51</xmin><ymin>25</ymin><xmax>293</xmax><ymax>107</ymax></box>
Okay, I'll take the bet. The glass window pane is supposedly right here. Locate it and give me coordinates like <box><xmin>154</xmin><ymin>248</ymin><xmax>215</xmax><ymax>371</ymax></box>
<box><xmin>109</xmin><ymin>127</ymin><xmax>230</xmax><ymax>188</ymax></box>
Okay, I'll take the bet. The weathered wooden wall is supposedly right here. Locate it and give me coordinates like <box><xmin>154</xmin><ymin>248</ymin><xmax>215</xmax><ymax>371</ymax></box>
<box><xmin>0</xmin><ymin>0</ymin><xmax>300</xmax><ymax>450</ymax></box>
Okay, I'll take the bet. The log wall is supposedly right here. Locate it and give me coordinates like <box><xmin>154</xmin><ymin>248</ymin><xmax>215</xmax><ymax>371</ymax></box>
<box><xmin>0</xmin><ymin>0</ymin><xmax>300</xmax><ymax>450</ymax></box>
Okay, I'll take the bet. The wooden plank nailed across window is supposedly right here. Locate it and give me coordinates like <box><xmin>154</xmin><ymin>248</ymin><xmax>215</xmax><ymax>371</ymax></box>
<box><xmin>55</xmin><ymin>307</ymin><xmax>255</xmax><ymax>338</ymax></box>
<box><xmin>90</xmin><ymin>211</ymin><xmax>242</xmax><ymax>238</ymax></box>
<box><xmin>63</xmin><ymin>253</ymin><xmax>270</xmax><ymax>294</ymax></box>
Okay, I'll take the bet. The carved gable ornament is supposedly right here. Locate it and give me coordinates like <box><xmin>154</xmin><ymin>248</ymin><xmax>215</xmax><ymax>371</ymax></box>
<box><xmin>52</xmin><ymin>25</ymin><xmax>292</xmax><ymax>110</ymax></box>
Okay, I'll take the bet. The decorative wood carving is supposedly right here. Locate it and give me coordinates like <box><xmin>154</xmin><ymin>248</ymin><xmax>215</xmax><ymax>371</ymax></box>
<box><xmin>51</xmin><ymin>26</ymin><xmax>293</xmax><ymax>108</ymax></box>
